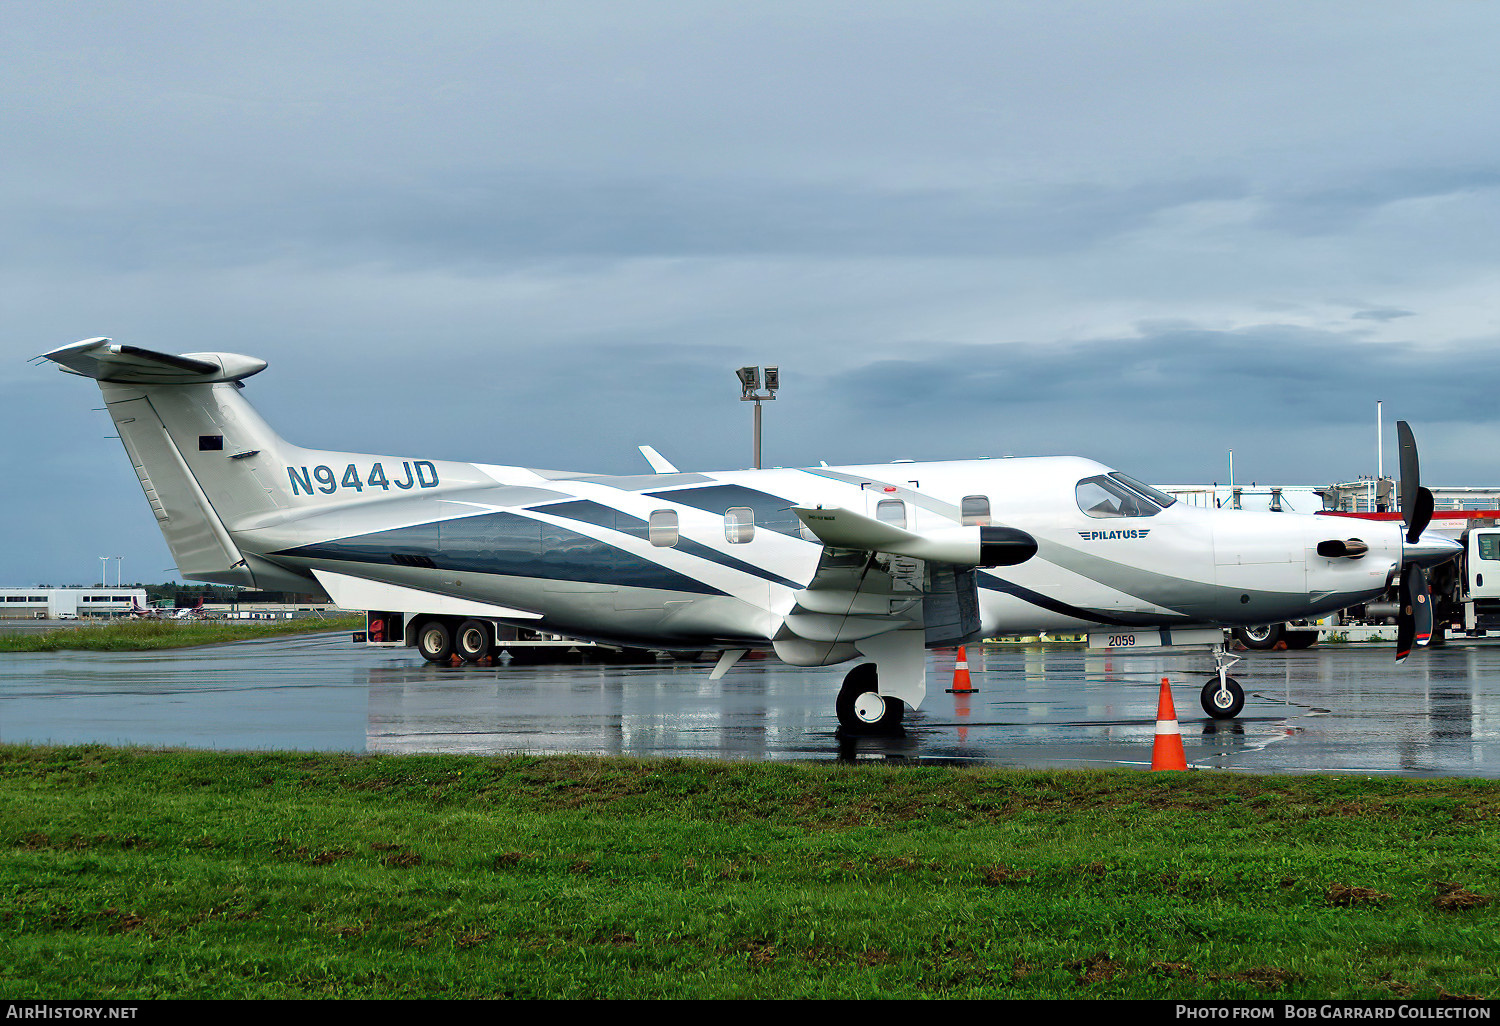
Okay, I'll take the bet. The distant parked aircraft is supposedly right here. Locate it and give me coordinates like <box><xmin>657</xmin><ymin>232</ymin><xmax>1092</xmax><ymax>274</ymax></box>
<box><xmin>129</xmin><ymin>598</ymin><xmax>164</xmax><ymax>620</ymax></box>
<box><xmin>172</xmin><ymin>597</ymin><xmax>209</xmax><ymax>620</ymax></box>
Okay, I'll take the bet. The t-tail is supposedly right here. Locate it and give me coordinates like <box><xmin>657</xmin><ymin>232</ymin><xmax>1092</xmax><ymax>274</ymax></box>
<box><xmin>39</xmin><ymin>338</ymin><xmax>494</xmax><ymax>593</ymax></box>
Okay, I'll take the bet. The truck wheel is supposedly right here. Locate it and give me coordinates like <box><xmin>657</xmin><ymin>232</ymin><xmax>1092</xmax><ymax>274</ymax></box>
<box><xmin>416</xmin><ymin>620</ymin><xmax>453</xmax><ymax>663</ymax></box>
<box><xmin>1233</xmin><ymin>624</ymin><xmax>1283</xmax><ymax>650</ymax></box>
<box><xmin>455</xmin><ymin>619</ymin><xmax>492</xmax><ymax>663</ymax></box>
<box><xmin>1283</xmin><ymin>630</ymin><xmax>1319</xmax><ymax>650</ymax></box>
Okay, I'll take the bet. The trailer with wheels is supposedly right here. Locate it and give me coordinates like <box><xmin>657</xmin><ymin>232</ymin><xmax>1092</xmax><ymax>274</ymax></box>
<box><xmin>355</xmin><ymin>610</ymin><xmax>637</xmax><ymax>664</ymax></box>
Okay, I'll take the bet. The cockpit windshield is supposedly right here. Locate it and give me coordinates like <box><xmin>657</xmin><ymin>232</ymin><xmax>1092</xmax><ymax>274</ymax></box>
<box><xmin>1109</xmin><ymin>472</ymin><xmax>1176</xmax><ymax>510</ymax></box>
<box><xmin>1076</xmin><ymin>472</ymin><xmax>1176</xmax><ymax>519</ymax></box>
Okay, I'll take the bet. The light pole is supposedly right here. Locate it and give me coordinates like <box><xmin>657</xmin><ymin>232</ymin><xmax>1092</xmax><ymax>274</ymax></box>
<box><xmin>99</xmin><ymin>556</ymin><xmax>109</xmax><ymax>589</ymax></box>
<box><xmin>114</xmin><ymin>556</ymin><xmax>123</xmax><ymax>587</ymax></box>
<box><xmin>736</xmin><ymin>365</ymin><xmax>779</xmax><ymax>470</ymax></box>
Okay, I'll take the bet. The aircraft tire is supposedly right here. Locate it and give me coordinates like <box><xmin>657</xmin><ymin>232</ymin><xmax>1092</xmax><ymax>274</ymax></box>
<box><xmin>1283</xmin><ymin>630</ymin><xmax>1319</xmax><ymax>650</ymax></box>
<box><xmin>1201</xmin><ymin>675</ymin><xmax>1245</xmax><ymax>719</ymax></box>
<box><xmin>835</xmin><ymin>663</ymin><xmax>905</xmax><ymax>735</ymax></box>
<box><xmin>455</xmin><ymin>619</ymin><xmax>492</xmax><ymax>663</ymax></box>
<box><xmin>416</xmin><ymin>620</ymin><xmax>454</xmax><ymax>663</ymax></box>
<box><xmin>1233</xmin><ymin>624</ymin><xmax>1283</xmax><ymax>650</ymax></box>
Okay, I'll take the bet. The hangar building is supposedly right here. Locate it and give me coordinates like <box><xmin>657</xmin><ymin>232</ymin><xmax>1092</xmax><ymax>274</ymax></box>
<box><xmin>0</xmin><ymin>588</ymin><xmax>150</xmax><ymax>619</ymax></box>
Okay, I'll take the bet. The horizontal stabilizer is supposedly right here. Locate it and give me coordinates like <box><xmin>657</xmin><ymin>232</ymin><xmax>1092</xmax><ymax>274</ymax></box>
<box><xmin>792</xmin><ymin>506</ymin><xmax>1036</xmax><ymax>567</ymax></box>
<box><xmin>39</xmin><ymin>338</ymin><xmax>267</xmax><ymax>384</ymax></box>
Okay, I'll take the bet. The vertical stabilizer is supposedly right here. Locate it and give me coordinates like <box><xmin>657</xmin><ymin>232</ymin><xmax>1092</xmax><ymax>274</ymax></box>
<box><xmin>42</xmin><ymin>339</ymin><xmax>287</xmax><ymax>586</ymax></box>
<box><xmin>42</xmin><ymin>338</ymin><xmax>500</xmax><ymax>591</ymax></box>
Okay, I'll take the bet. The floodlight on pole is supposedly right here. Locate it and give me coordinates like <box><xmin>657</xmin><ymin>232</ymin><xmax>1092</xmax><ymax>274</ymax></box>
<box><xmin>99</xmin><ymin>556</ymin><xmax>108</xmax><ymax>588</ymax></box>
<box><xmin>736</xmin><ymin>365</ymin><xmax>779</xmax><ymax>469</ymax></box>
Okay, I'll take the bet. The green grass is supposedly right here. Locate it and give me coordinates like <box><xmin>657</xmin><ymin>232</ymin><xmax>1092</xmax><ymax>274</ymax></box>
<box><xmin>0</xmin><ymin>616</ymin><xmax>364</xmax><ymax>652</ymax></box>
<box><xmin>2</xmin><ymin>746</ymin><xmax>1497</xmax><ymax>999</ymax></box>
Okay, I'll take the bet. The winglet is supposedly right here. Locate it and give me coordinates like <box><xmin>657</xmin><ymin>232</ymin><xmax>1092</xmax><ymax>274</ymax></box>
<box><xmin>638</xmin><ymin>445</ymin><xmax>680</xmax><ymax>474</ymax></box>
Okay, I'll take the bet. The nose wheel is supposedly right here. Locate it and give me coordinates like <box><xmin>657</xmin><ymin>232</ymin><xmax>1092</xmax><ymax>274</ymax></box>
<box><xmin>1201</xmin><ymin>675</ymin><xmax>1245</xmax><ymax>718</ymax></box>
<box><xmin>1201</xmin><ymin>643</ymin><xmax>1245</xmax><ymax>718</ymax></box>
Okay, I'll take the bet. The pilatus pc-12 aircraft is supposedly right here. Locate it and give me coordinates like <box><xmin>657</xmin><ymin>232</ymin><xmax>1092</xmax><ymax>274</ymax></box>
<box><xmin>42</xmin><ymin>338</ymin><xmax>1461</xmax><ymax>733</ymax></box>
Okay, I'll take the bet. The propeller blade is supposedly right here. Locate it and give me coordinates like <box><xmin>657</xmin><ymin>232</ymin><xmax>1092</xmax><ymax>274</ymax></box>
<box><xmin>1409</xmin><ymin>487</ymin><xmax>1435</xmax><ymax>545</ymax></box>
<box><xmin>1396</xmin><ymin>421</ymin><xmax>1434</xmax><ymax>542</ymax></box>
<box><xmin>1395</xmin><ymin>564</ymin><xmax>1433</xmax><ymax>663</ymax></box>
<box><xmin>1395</xmin><ymin>570</ymin><xmax>1415</xmax><ymax>664</ymax></box>
<box><xmin>1409</xmin><ymin>564</ymin><xmax>1433</xmax><ymax>649</ymax></box>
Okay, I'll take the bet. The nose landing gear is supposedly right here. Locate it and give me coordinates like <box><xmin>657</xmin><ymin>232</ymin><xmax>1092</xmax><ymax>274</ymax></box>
<box><xmin>1201</xmin><ymin>643</ymin><xmax>1245</xmax><ymax>719</ymax></box>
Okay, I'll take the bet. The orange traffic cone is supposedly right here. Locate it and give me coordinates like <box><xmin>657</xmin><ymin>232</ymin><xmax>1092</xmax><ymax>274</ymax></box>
<box><xmin>1150</xmin><ymin>677</ymin><xmax>1187</xmax><ymax>771</ymax></box>
<box><xmin>946</xmin><ymin>646</ymin><xmax>977</xmax><ymax>694</ymax></box>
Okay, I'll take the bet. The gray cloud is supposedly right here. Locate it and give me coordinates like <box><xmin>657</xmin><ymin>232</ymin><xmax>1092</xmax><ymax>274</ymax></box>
<box><xmin>7</xmin><ymin>2</ymin><xmax>1500</xmax><ymax>586</ymax></box>
<box><xmin>5</xmin><ymin>174</ymin><xmax>1250</xmax><ymax>272</ymax></box>
<box><xmin>1351</xmin><ymin>308</ymin><xmax>1416</xmax><ymax>322</ymax></box>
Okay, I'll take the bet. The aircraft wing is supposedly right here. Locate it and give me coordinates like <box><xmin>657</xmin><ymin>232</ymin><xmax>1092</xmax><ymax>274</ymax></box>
<box><xmin>791</xmin><ymin>506</ymin><xmax>1035</xmax><ymax>567</ymax></box>
<box><xmin>773</xmin><ymin>547</ymin><xmax>922</xmax><ymax>666</ymax></box>
<box><xmin>772</xmin><ymin>545</ymin><xmax>935</xmax><ymax>711</ymax></box>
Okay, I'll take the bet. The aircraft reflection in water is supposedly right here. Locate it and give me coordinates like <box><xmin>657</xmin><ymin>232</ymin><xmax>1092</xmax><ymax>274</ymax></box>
<box><xmin>355</xmin><ymin>646</ymin><xmax>1494</xmax><ymax>774</ymax></box>
<box><xmin>42</xmin><ymin>337</ymin><xmax>1459</xmax><ymax>733</ymax></box>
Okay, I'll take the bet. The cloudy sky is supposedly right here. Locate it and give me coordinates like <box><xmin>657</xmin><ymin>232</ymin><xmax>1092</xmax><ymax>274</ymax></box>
<box><xmin>5</xmin><ymin>2</ymin><xmax>1500</xmax><ymax>585</ymax></box>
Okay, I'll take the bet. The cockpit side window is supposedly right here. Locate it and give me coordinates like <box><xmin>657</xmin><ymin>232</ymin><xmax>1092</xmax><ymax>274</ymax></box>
<box><xmin>1076</xmin><ymin>475</ymin><xmax>1159</xmax><ymax>518</ymax></box>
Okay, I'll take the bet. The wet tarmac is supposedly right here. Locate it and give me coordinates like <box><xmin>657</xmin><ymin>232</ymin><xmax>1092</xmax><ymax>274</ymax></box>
<box><xmin>2</xmin><ymin>632</ymin><xmax>1498</xmax><ymax>776</ymax></box>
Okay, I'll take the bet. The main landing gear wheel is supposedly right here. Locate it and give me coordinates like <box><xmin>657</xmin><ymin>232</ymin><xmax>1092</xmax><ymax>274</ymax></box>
<box><xmin>836</xmin><ymin>663</ymin><xmax>905</xmax><ymax>735</ymax></box>
<box><xmin>1201</xmin><ymin>675</ymin><xmax>1245</xmax><ymax>719</ymax></box>
<box><xmin>416</xmin><ymin>620</ymin><xmax>454</xmax><ymax>664</ymax></box>
<box><xmin>454</xmin><ymin>619</ymin><xmax>492</xmax><ymax>663</ymax></box>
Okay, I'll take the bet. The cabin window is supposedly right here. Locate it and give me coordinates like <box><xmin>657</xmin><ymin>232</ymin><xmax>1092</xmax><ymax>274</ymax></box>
<box><xmin>1076</xmin><ymin>475</ymin><xmax>1160</xmax><ymax>519</ymax></box>
<box><xmin>648</xmin><ymin>510</ymin><xmax>679</xmax><ymax>548</ymax></box>
<box><xmin>1478</xmin><ymin>535</ymin><xmax>1500</xmax><ymax>562</ymax></box>
<box><xmin>725</xmin><ymin>506</ymin><xmax>755</xmax><ymax>544</ymax></box>
<box><xmin>961</xmin><ymin>495</ymin><xmax>991</xmax><ymax>526</ymax></box>
<box><xmin>876</xmin><ymin>499</ymin><xmax>906</xmax><ymax>529</ymax></box>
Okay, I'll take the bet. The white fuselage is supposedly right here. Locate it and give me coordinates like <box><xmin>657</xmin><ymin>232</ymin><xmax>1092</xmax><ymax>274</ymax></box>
<box><xmin>240</xmin><ymin>452</ymin><xmax>1417</xmax><ymax>648</ymax></box>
